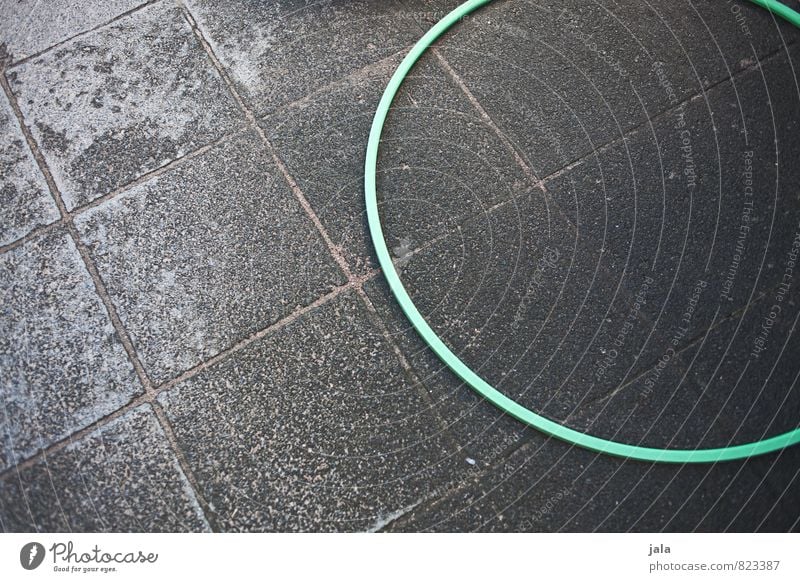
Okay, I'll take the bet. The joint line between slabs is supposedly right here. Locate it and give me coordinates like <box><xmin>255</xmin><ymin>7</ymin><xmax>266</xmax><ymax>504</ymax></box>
<box><xmin>175</xmin><ymin>0</ymin><xmax>357</xmax><ymax>284</ymax></box>
<box><xmin>0</xmin><ymin>65</ymin><xmax>217</xmax><ymax>529</ymax></box>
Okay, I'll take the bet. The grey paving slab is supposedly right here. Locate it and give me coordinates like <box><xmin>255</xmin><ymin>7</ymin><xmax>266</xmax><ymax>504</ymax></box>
<box><xmin>184</xmin><ymin>0</ymin><xmax>425</xmax><ymax>117</ymax></box>
<box><xmin>431</xmin><ymin>0</ymin><xmax>800</xmax><ymax>177</ymax></box>
<box><xmin>259</xmin><ymin>56</ymin><xmax>400</xmax><ymax>276</ymax></box>
<box><xmin>0</xmin><ymin>228</ymin><xmax>140</xmax><ymax>471</ymax></box>
<box><xmin>543</xmin><ymin>43</ymin><xmax>800</xmax><ymax>368</ymax></box>
<box><xmin>0</xmin><ymin>405</ymin><xmax>209</xmax><ymax>532</ymax></box>
<box><xmin>365</xmin><ymin>190</ymin><xmax>677</xmax><ymax>465</ymax></box>
<box><xmin>679</xmin><ymin>294</ymin><xmax>800</xmax><ymax>448</ymax></box>
<box><xmin>386</xmin><ymin>436</ymin><xmax>798</xmax><ymax>532</ymax></box>
<box><xmin>158</xmin><ymin>293</ymin><xmax>474</xmax><ymax>531</ymax></box>
<box><xmin>262</xmin><ymin>53</ymin><xmax>531</xmax><ymax>275</ymax></box>
<box><xmin>377</xmin><ymin>55</ymin><xmax>533</xmax><ymax>259</ymax></box>
<box><xmin>6</xmin><ymin>1</ymin><xmax>244</xmax><ymax>210</ymax></box>
<box><xmin>75</xmin><ymin>131</ymin><xmax>346</xmax><ymax>385</ymax></box>
<box><xmin>567</xmin><ymin>364</ymin><xmax>726</xmax><ymax>451</ymax></box>
<box><xmin>0</xmin><ymin>0</ymin><xmax>147</xmax><ymax>62</ymax></box>
<box><xmin>0</xmin><ymin>88</ymin><xmax>59</xmax><ymax>246</ymax></box>
<box><xmin>364</xmin><ymin>276</ymin><xmax>534</xmax><ymax>468</ymax></box>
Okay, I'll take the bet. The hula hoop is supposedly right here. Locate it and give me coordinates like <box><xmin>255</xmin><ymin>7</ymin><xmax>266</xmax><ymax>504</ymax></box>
<box><xmin>364</xmin><ymin>0</ymin><xmax>800</xmax><ymax>462</ymax></box>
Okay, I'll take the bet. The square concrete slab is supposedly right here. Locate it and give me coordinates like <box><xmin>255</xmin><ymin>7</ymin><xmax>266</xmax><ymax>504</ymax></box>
<box><xmin>432</xmin><ymin>0</ymin><xmax>800</xmax><ymax>177</ymax></box>
<box><xmin>364</xmin><ymin>276</ymin><xmax>536</xmax><ymax>468</ymax></box>
<box><xmin>543</xmin><ymin>44</ymin><xmax>800</xmax><ymax>367</ymax></box>
<box><xmin>377</xmin><ymin>55</ymin><xmax>533</xmax><ymax>260</ymax></box>
<box><xmin>0</xmin><ymin>228</ymin><xmax>140</xmax><ymax>471</ymax></box>
<box><xmin>6</xmin><ymin>1</ymin><xmax>244</xmax><ymax>210</ymax></box>
<box><xmin>261</xmin><ymin>53</ymin><xmax>531</xmax><ymax>276</ymax></box>
<box><xmin>364</xmin><ymin>189</ymin><xmax>676</xmax><ymax>466</ymax></box>
<box><xmin>184</xmin><ymin>0</ymin><xmax>425</xmax><ymax>116</ymax></box>
<box><xmin>388</xmin><ymin>195</ymin><xmax>666</xmax><ymax>413</ymax></box>
<box><xmin>0</xmin><ymin>0</ymin><xmax>147</xmax><ymax>62</ymax></box>
<box><xmin>0</xmin><ymin>405</ymin><xmax>209</xmax><ymax>532</ymax></box>
<box><xmin>259</xmin><ymin>55</ymin><xmax>403</xmax><ymax>276</ymax></box>
<box><xmin>75</xmin><ymin>130</ymin><xmax>346</xmax><ymax>385</ymax></box>
<box><xmin>0</xmin><ymin>88</ymin><xmax>59</xmax><ymax>246</ymax></box>
<box><xmin>158</xmin><ymin>293</ymin><xmax>472</xmax><ymax>531</ymax></box>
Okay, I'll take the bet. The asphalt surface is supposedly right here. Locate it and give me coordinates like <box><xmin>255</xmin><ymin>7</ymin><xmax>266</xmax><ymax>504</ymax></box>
<box><xmin>1</xmin><ymin>0</ymin><xmax>799</xmax><ymax>532</ymax></box>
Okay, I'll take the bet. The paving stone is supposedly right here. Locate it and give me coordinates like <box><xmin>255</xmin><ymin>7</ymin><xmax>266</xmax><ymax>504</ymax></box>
<box><xmin>75</xmin><ymin>131</ymin><xmax>345</xmax><ymax>385</ymax></box>
<box><xmin>262</xmin><ymin>53</ymin><xmax>531</xmax><ymax>275</ymax></box>
<box><xmin>0</xmin><ymin>405</ymin><xmax>209</xmax><ymax>532</ymax></box>
<box><xmin>0</xmin><ymin>228</ymin><xmax>140</xmax><ymax>471</ymax></box>
<box><xmin>184</xmin><ymin>0</ymin><xmax>425</xmax><ymax>116</ymax></box>
<box><xmin>365</xmin><ymin>190</ymin><xmax>676</xmax><ymax>465</ymax></box>
<box><xmin>544</xmin><ymin>44</ymin><xmax>800</xmax><ymax>370</ymax></box>
<box><xmin>0</xmin><ymin>0</ymin><xmax>146</xmax><ymax>62</ymax></box>
<box><xmin>158</xmin><ymin>293</ymin><xmax>473</xmax><ymax>531</ymax></box>
<box><xmin>567</xmin><ymin>363</ymin><xmax>728</xmax><ymax>450</ymax></box>
<box><xmin>386</xmin><ymin>435</ymin><xmax>798</xmax><ymax>531</ymax></box>
<box><xmin>0</xmin><ymin>88</ymin><xmax>59</xmax><ymax>246</ymax></box>
<box><xmin>378</xmin><ymin>55</ymin><xmax>533</xmax><ymax>260</ymax></box>
<box><xmin>259</xmin><ymin>56</ymin><xmax>399</xmax><ymax>276</ymax></box>
<box><xmin>7</xmin><ymin>1</ymin><xmax>244</xmax><ymax>210</ymax></box>
<box><xmin>432</xmin><ymin>0</ymin><xmax>800</xmax><ymax>176</ymax></box>
<box><xmin>364</xmin><ymin>276</ymin><xmax>535</xmax><ymax>468</ymax></box>
<box><xmin>678</xmin><ymin>293</ymin><xmax>800</xmax><ymax>447</ymax></box>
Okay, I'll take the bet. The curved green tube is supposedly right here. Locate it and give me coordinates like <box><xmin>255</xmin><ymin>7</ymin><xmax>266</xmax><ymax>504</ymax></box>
<box><xmin>747</xmin><ymin>0</ymin><xmax>800</xmax><ymax>28</ymax></box>
<box><xmin>364</xmin><ymin>0</ymin><xmax>800</xmax><ymax>462</ymax></box>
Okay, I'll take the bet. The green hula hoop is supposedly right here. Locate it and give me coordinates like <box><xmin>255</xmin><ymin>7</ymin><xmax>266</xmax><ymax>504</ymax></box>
<box><xmin>364</xmin><ymin>0</ymin><xmax>800</xmax><ymax>462</ymax></box>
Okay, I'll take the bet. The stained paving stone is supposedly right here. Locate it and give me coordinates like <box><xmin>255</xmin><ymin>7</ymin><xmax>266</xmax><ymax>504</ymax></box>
<box><xmin>262</xmin><ymin>53</ymin><xmax>532</xmax><ymax>275</ymax></box>
<box><xmin>384</xmin><ymin>435</ymin><xmax>799</xmax><ymax>532</ymax></box>
<box><xmin>185</xmin><ymin>0</ymin><xmax>427</xmax><ymax>117</ymax></box>
<box><xmin>0</xmin><ymin>228</ymin><xmax>140</xmax><ymax>472</ymax></box>
<box><xmin>0</xmin><ymin>0</ymin><xmax>147</xmax><ymax>62</ymax></box>
<box><xmin>0</xmin><ymin>405</ymin><xmax>210</xmax><ymax>532</ymax></box>
<box><xmin>430</xmin><ymin>0</ymin><xmax>800</xmax><ymax>177</ymax></box>
<box><xmin>0</xmin><ymin>88</ymin><xmax>59</xmax><ymax>246</ymax></box>
<box><xmin>75</xmin><ymin>130</ymin><xmax>346</xmax><ymax>385</ymax></box>
<box><xmin>259</xmin><ymin>56</ymin><xmax>401</xmax><ymax>276</ymax></box>
<box><xmin>158</xmin><ymin>293</ymin><xmax>474</xmax><ymax>532</ymax></box>
<box><xmin>6</xmin><ymin>1</ymin><xmax>244</xmax><ymax>210</ymax></box>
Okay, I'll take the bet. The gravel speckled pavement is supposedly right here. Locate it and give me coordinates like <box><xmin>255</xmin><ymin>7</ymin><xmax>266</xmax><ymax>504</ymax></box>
<box><xmin>1</xmin><ymin>0</ymin><xmax>799</xmax><ymax>532</ymax></box>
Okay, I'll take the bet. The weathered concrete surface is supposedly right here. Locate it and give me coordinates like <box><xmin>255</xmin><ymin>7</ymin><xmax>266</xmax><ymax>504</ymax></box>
<box><xmin>7</xmin><ymin>2</ymin><xmax>244</xmax><ymax>210</ymax></box>
<box><xmin>0</xmin><ymin>229</ymin><xmax>140</xmax><ymax>472</ymax></box>
<box><xmin>1</xmin><ymin>0</ymin><xmax>798</xmax><ymax>532</ymax></box>
<box><xmin>0</xmin><ymin>88</ymin><xmax>58</xmax><ymax>245</ymax></box>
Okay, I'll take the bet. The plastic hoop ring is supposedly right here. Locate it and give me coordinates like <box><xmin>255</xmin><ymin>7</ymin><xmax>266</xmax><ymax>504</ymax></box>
<box><xmin>364</xmin><ymin>0</ymin><xmax>800</xmax><ymax>462</ymax></box>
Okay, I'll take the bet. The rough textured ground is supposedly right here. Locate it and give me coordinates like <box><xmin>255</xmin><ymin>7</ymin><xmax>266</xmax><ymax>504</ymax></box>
<box><xmin>1</xmin><ymin>0</ymin><xmax>799</xmax><ymax>532</ymax></box>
